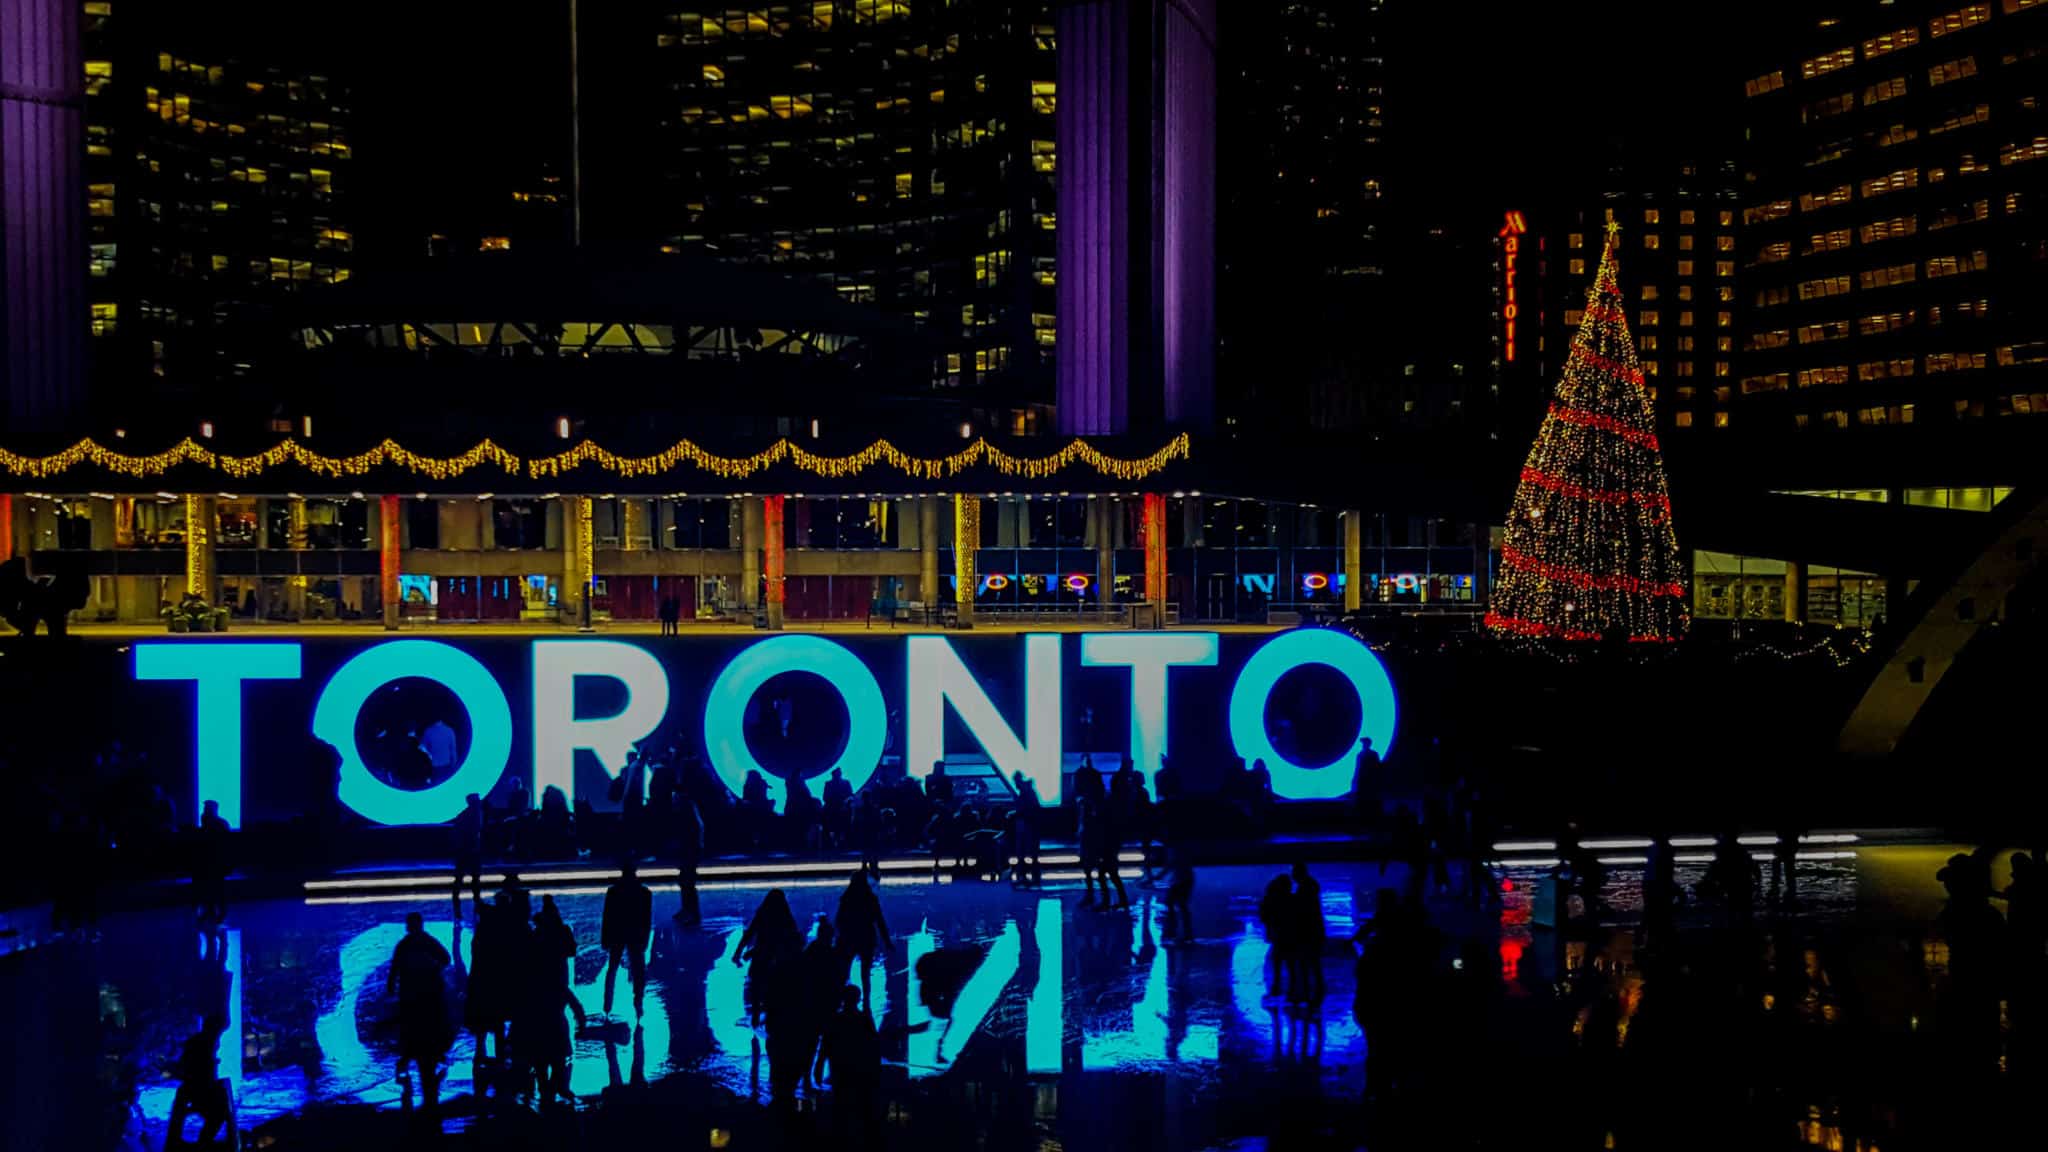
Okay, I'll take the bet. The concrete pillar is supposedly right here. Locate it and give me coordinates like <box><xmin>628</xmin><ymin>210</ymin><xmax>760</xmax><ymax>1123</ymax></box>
<box><xmin>1343</xmin><ymin>509</ymin><xmax>1363</xmax><ymax>612</ymax></box>
<box><xmin>954</xmin><ymin>494</ymin><xmax>980</xmax><ymax>628</ymax></box>
<box><xmin>1095</xmin><ymin>496</ymin><xmax>1115</xmax><ymax>610</ymax></box>
<box><xmin>623</xmin><ymin>498</ymin><xmax>649</xmax><ymax>551</ymax></box>
<box><xmin>562</xmin><ymin>496</ymin><xmax>591</xmax><ymax>625</ymax></box>
<box><xmin>185</xmin><ymin>494</ymin><xmax>217</xmax><ymax>601</ymax></box>
<box><xmin>380</xmin><ymin>495</ymin><xmax>401</xmax><ymax>630</ymax></box>
<box><xmin>763</xmin><ymin>494</ymin><xmax>786</xmax><ymax>630</ymax></box>
<box><xmin>740</xmin><ymin>497</ymin><xmax>762</xmax><ymax>610</ymax></box>
<box><xmin>919</xmin><ymin>495</ymin><xmax>940</xmax><ymax>606</ymax></box>
<box><xmin>1785</xmin><ymin>560</ymin><xmax>1805</xmax><ymax>623</ymax></box>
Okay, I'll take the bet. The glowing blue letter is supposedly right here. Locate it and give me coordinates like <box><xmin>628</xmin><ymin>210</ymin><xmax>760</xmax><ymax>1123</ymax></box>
<box><xmin>1079</xmin><ymin>631</ymin><xmax>1217</xmax><ymax>793</ymax></box>
<box><xmin>906</xmin><ymin>634</ymin><xmax>1063</xmax><ymax>801</ymax></box>
<box><xmin>312</xmin><ymin>640</ymin><xmax>513</xmax><ymax>825</ymax></box>
<box><xmin>533</xmin><ymin>640</ymin><xmax>671</xmax><ymax>808</ymax></box>
<box><xmin>1227</xmin><ymin>628</ymin><xmax>1397</xmax><ymax>800</ymax></box>
<box><xmin>702</xmin><ymin>635</ymin><xmax>887</xmax><ymax>809</ymax></box>
<box><xmin>135</xmin><ymin>642</ymin><xmax>301</xmax><ymax>829</ymax></box>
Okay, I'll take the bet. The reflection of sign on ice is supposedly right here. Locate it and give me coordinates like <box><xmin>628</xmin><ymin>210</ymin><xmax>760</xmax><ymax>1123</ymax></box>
<box><xmin>312</xmin><ymin>919</ymin><xmax>672</xmax><ymax>1106</ymax></box>
<box><xmin>1081</xmin><ymin>906</ymin><xmax>1218</xmax><ymax>1069</ymax></box>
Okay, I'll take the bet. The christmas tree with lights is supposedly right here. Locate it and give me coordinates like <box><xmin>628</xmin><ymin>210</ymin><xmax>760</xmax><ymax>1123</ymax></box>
<box><xmin>1485</xmin><ymin>223</ymin><xmax>1688</xmax><ymax>643</ymax></box>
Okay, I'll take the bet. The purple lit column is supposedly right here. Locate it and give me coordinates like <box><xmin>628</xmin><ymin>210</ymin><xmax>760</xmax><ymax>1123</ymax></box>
<box><xmin>0</xmin><ymin>0</ymin><xmax>87</xmax><ymax>437</ymax></box>
<box><xmin>1161</xmin><ymin>0</ymin><xmax>1216</xmax><ymax>430</ymax></box>
<box><xmin>1055</xmin><ymin>0</ymin><xmax>1214</xmax><ymax>436</ymax></box>
<box><xmin>1055</xmin><ymin>0</ymin><xmax>1133</xmax><ymax>436</ymax></box>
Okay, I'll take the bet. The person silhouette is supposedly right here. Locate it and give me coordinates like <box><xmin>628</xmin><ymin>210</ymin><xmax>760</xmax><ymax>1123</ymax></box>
<box><xmin>926</xmin><ymin>759</ymin><xmax>955</xmax><ymax>807</ymax></box>
<box><xmin>735</xmin><ymin>888</ymin><xmax>802</xmax><ymax>1025</ymax></box>
<box><xmin>672</xmin><ymin>789</ymin><xmax>705</xmax><ymax>926</ymax></box>
<box><xmin>387</xmin><ymin>912</ymin><xmax>453</xmax><ymax>1111</ymax></box>
<box><xmin>1937</xmin><ymin>851</ymin><xmax>2006</xmax><ymax>1071</ymax></box>
<box><xmin>166</xmin><ymin>1014</ymin><xmax>233</xmax><ymax>1146</ymax></box>
<box><xmin>602</xmin><ymin>861</ymin><xmax>654</xmax><ymax>1018</ymax></box>
<box><xmin>452</xmin><ymin>792</ymin><xmax>486</xmax><ymax>913</ymax></box>
<box><xmin>800</xmin><ymin>915</ymin><xmax>840</xmax><ymax>1088</ymax></box>
<box><xmin>820</xmin><ymin>984</ymin><xmax>881</xmax><ymax>1145</ymax></box>
<box><xmin>1288</xmin><ymin>862</ymin><xmax>1326</xmax><ymax>1005</ymax></box>
<box><xmin>465</xmin><ymin>885</ymin><xmax>524</xmax><ymax>1101</ymax></box>
<box><xmin>1259</xmin><ymin>873</ymin><xmax>1296</xmax><ymax>998</ymax></box>
<box><xmin>835</xmin><ymin>872</ymin><xmax>892</xmax><ymax>1010</ymax></box>
<box><xmin>194</xmin><ymin>799</ymin><xmax>231</xmax><ymax>923</ymax></box>
<box><xmin>1011</xmin><ymin>770</ymin><xmax>1043</xmax><ymax>887</ymax></box>
<box><xmin>520</xmin><ymin>896</ymin><xmax>585</xmax><ymax>1106</ymax></box>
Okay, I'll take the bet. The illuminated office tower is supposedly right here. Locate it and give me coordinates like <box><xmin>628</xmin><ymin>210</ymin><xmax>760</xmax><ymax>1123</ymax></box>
<box><xmin>81</xmin><ymin>1</ymin><xmax>352</xmax><ymax>414</ymax></box>
<box><xmin>1736</xmin><ymin>1</ymin><xmax>2048</xmax><ymax>432</ymax></box>
<box><xmin>642</xmin><ymin>3</ymin><xmax>1058</xmax><ymax>421</ymax></box>
<box><xmin>1218</xmin><ymin>0</ymin><xmax>1386</xmax><ymax>432</ymax></box>
<box><xmin>1536</xmin><ymin>159</ymin><xmax>1744</xmax><ymax>433</ymax></box>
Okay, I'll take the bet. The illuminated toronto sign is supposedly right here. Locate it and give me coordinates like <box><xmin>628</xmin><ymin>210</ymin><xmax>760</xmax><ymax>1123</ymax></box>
<box><xmin>1498</xmin><ymin>209</ymin><xmax>1526</xmax><ymax>362</ymax></box>
<box><xmin>134</xmin><ymin>630</ymin><xmax>1398</xmax><ymax>827</ymax></box>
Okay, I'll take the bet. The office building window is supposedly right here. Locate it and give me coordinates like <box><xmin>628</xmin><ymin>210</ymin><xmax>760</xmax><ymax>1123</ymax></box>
<box><xmin>1860</xmin><ymin>169</ymin><xmax>1920</xmax><ymax>198</ymax></box>
<box><xmin>1644</xmin><ymin>209</ymin><xmax>1661</xmax><ymax>224</ymax></box>
<box><xmin>1861</xmin><ymin>216</ymin><xmax>1918</xmax><ymax>243</ymax></box>
<box><xmin>1679</xmin><ymin>210</ymin><xmax>1696</xmax><ymax>225</ymax></box>
<box><xmin>1863</xmin><ymin>27</ymin><xmax>1922</xmax><ymax>59</ymax></box>
<box><xmin>1676</xmin><ymin>411</ymin><xmax>1695</xmax><ymax>427</ymax></box>
<box><xmin>1864</xmin><ymin>76</ymin><xmax>1910</xmax><ymax>106</ymax></box>
<box><xmin>1678</xmin><ymin>259</ymin><xmax>1696</xmax><ymax>276</ymax></box>
<box><xmin>1802</xmin><ymin>49</ymin><xmax>1855</xmax><ymax>79</ymax></box>
<box><xmin>1929</xmin><ymin>56</ymin><xmax>1979</xmax><ymax>86</ymax></box>
<box><xmin>1644</xmin><ymin>234</ymin><xmax>1662</xmax><ymax>249</ymax></box>
<box><xmin>1746</xmin><ymin>70</ymin><xmax>1786</xmax><ymax>97</ymax></box>
<box><xmin>1745</xmin><ymin>200</ymin><xmax>1793</xmax><ymax>225</ymax></box>
<box><xmin>1798</xmin><ymin>366</ymin><xmax>1852</xmax><ymax>388</ymax></box>
<box><xmin>1928</xmin><ymin>5</ymin><xmax>1991</xmax><ymax>39</ymax></box>
<box><xmin>1801</xmin><ymin>185</ymin><xmax>1854</xmax><ymax>211</ymax></box>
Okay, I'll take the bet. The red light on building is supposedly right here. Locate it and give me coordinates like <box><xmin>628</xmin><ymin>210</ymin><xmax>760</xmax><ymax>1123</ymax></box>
<box><xmin>1498</xmin><ymin>211</ymin><xmax>1526</xmax><ymax>362</ymax></box>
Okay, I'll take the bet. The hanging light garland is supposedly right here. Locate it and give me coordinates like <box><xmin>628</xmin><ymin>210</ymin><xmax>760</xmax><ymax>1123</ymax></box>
<box><xmin>0</xmin><ymin>437</ymin><xmax>521</xmax><ymax>481</ymax></box>
<box><xmin>526</xmin><ymin>433</ymin><xmax>1193</xmax><ymax>481</ymax></box>
<box><xmin>3</xmin><ymin>433</ymin><xmax>1190</xmax><ymax>484</ymax></box>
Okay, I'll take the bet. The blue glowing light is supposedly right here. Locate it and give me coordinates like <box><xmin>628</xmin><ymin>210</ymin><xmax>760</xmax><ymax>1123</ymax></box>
<box><xmin>702</xmin><ymin>635</ymin><xmax>887</xmax><ymax>811</ymax></box>
<box><xmin>1079</xmin><ymin>632</ymin><xmax>1218</xmax><ymax>793</ymax></box>
<box><xmin>1026</xmin><ymin>897</ymin><xmax>1062</xmax><ymax>1075</ymax></box>
<box><xmin>532</xmin><ymin>640</ymin><xmax>671</xmax><ymax>808</ymax></box>
<box><xmin>311</xmin><ymin>640</ymin><xmax>514</xmax><ymax>825</ymax></box>
<box><xmin>1226</xmin><ymin>628</ymin><xmax>1397</xmax><ymax>801</ymax></box>
<box><xmin>135</xmin><ymin>642</ymin><xmax>302</xmax><ymax>829</ymax></box>
<box><xmin>906</xmin><ymin>634</ymin><xmax>1063</xmax><ymax>802</ymax></box>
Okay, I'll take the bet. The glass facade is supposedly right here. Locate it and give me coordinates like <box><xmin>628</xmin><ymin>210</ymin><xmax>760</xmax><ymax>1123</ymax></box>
<box><xmin>1738</xmin><ymin>0</ymin><xmax>2048</xmax><ymax>430</ymax></box>
<box><xmin>11</xmin><ymin>492</ymin><xmax>1495</xmax><ymax>627</ymax></box>
<box><xmin>1693</xmin><ymin>549</ymin><xmax>1888</xmax><ymax>627</ymax></box>
<box><xmin>650</xmin><ymin>3</ymin><xmax>1055</xmax><ymax>399</ymax></box>
<box><xmin>84</xmin><ymin>2</ymin><xmax>351</xmax><ymax>405</ymax></box>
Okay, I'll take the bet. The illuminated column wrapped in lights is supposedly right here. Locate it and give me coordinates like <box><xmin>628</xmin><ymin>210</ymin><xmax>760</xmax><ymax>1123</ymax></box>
<box><xmin>560</xmin><ymin>496</ymin><xmax>589</xmax><ymax>624</ymax></box>
<box><xmin>954</xmin><ymin>494</ymin><xmax>981</xmax><ymax>628</ymax></box>
<box><xmin>762</xmin><ymin>494</ymin><xmax>785</xmax><ymax>631</ymax></box>
<box><xmin>919</xmin><ymin>495</ymin><xmax>940</xmax><ymax>608</ymax></box>
<box><xmin>577</xmin><ymin>496</ymin><xmax>594</xmax><ymax>626</ymax></box>
<box><xmin>0</xmin><ymin>493</ymin><xmax>12</xmax><ymax>564</ymax></box>
<box><xmin>1485</xmin><ymin>223</ymin><xmax>1687</xmax><ymax>643</ymax></box>
<box><xmin>1142</xmin><ymin>493</ymin><xmax>1167</xmax><ymax>612</ymax></box>
<box><xmin>1343</xmin><ymin>510</ymin><xmax>1362</xmax><ymax>612</ymax></box>
<box><xmin>185</xmin><ymin>494</ymin><xmax>215</xmax><ymax>599</ymax></box>
<box><xmin>285</xmin><ymin>496</ymin><xmax>308</xmax><ymax>618</ymax></box>
<box><xmin>379</xmin><ymin>494</ymin><xmax>400</xmax><ymax>631</ymax></box>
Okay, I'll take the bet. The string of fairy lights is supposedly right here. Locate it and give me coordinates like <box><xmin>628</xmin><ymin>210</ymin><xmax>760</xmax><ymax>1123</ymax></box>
<box><xmin>1485</xmin><ymin>223</ymin><xmax>1690</xmax><ymax>645</ymax></box>
<box><xmin>0</xmin><ymin>433</ymin><xmax>1192</xmax><ymax>484</ymax></box>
